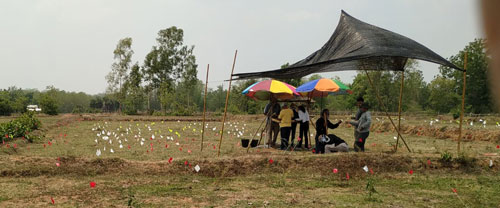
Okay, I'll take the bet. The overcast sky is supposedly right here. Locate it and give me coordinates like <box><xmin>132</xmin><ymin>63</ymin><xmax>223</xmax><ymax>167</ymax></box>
<box><xmin>0</xmin><ymin>0</ymin><xmax>482</xmax><ymax>94</ymax></box>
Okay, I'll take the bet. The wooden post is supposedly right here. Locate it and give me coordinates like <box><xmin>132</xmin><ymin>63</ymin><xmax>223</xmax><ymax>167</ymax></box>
<box><xmin>200</xmin><ymin>64</ymin><xmax>209</xmax><ymax>152</ymax></box>
<box><xmin>458</xmin><ymin>52</ymin><xmax>467</xmax><ymax>154</ymax></box>
<box><xmin>395</xmin><ymin>71</ymin><xmax>405</xmax><ymax>151</ymax></box>
<box><xmin>364</xmin><ymin>70</ymin><xmax>411</xmax><ymax>152</ymax></box>
<box><xmin>217</xmin><ymin>50</ymin><xmax>238</xmax><ymax>157</ymax></box>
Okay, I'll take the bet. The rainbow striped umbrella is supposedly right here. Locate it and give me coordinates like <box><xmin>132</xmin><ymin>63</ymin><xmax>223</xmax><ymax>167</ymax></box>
<box><xmin>296</xmin><ymin>78</ymin><xmax>352</xmax><ymax>98</ymax></box>
<box><xmin>242</xmin><ymin>80</ymin><xmax>300</xmax><ymax>100</ymax></box>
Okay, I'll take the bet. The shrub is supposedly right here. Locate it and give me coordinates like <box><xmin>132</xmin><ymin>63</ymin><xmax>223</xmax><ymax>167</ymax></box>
<box><xmin>0</xmin><ymin>111</ymin><xmax>42</xmax><ymax>142</ymax></box>
<box><xmin>440</xmin><ymin>151</ymin><xmax>453</xmax><ymax>163</ymax></box>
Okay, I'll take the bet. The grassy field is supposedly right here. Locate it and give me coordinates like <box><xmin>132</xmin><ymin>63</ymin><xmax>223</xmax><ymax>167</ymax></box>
<box><xmin>1</xmin><ymin>113</ymin><xmax>499</xmax><ymax>207</ymax></box>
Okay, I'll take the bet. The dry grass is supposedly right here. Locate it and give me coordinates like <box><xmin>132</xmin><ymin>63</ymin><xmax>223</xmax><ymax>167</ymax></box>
<box><xmin>0</xmin><ymin>114</ymin><xmax>499</xmax><ymax>207</ymax></box>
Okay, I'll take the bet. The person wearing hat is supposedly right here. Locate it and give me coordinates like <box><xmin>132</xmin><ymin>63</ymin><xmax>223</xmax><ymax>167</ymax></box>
<box><xmin>349</xmin><ymin>103</ymin><xmax>371</xmax><ymax>152</ymax></box>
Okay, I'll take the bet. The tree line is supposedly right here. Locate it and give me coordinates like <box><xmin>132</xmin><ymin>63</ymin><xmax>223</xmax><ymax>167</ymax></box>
<box><xmin>0</xmin><ymin>35</ymin><xmax>494</xmax><ymax>116</ymax></box>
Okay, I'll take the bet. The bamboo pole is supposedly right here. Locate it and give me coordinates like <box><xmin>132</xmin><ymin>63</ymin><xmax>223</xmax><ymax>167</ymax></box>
<box><xmin>364</xmin><ymin>70</ymin><xmax>411</xmax><ymax>152</ymax></box>
<box><xmin>458</xmin><ymin>52</ymin><xmax>467</xmax><ymax>154</ymax></box>
<box><xmin>200</xmin><ymin>64</ymin><xmax>210</xmax><ymax>152</ymax></box>
<box><xmin>217</xmin><ymin>50</ymin><xmax>238</xmax><ymax>157</ymax></box>
<box><xmin>395</xmin><ymin>71</ymin><xmax>405</xmax><ymax>151</ymax></box>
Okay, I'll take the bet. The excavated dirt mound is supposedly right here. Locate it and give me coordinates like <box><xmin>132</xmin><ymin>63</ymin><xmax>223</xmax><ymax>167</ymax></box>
<box><xmin>2</xmin><ymin>153</ymin><xmax>497</xmax><ymax>179</ymax></box>
<box><xmin>367</xmin><ymin>122</ymin><xmax>500</xmax><ymax>143</ymax></box>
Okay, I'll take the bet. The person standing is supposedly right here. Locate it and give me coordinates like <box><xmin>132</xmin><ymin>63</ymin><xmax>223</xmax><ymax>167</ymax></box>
<box><xmin>290</xmin><ymin>103</ymin><xmax>299</xmax><ymax>148</ymax></box>
<box><xmin>314</xmin><ymin>109</ymin><xmax>342</xmax><ymax>154</ymax></box>
<box><xmin>349</xmin><ymin>103</ymin><xmax>371</xmax><ymax>152</ymax></box>
<box><xmin>351</xmin><ymin>97</ymin><xmax>364</xmax><ymax>148</ymax></box>
<box><xmin>277</xmin><ymin>104</ymin><xmax>294</xmax><ymax>150</ymax></box>
<box><xmin>264</xmin><ymin>97</ymin><xmax>281</xmax><ymax>148</ymax></box>
<box><xmin>295</xmin><ymin>105</ymin><xmax>310</xmax><ymax>150</ymax></box>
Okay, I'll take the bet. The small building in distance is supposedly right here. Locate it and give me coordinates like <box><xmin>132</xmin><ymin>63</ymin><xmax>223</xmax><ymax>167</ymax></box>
<box><xmin>27</xmin><ymin>105</ymin><xmax>42</xmax><ymax>112</ymax></box>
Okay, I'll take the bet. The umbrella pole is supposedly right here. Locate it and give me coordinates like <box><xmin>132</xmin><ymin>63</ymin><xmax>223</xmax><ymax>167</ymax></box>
<box><xmin>458</xmin><ymin>52</ymin><xmax>467</xmax><ymax>154</ymax></box>
<box><xmin>217</xmin><ymin>50</ymin><xmax>238</xmax><ymax>157</ymax></box>
<box><xmin>395</xmin><ymin>71</ymin><xmax>405</xmax><ymax>152</ymax></box>
<box><xmin>200</xmin><ymin>64</ymin><xmax>210</xmax><ymax>152</ymax></box>
<box><xmin>364</xmin><ymin>70</ymin><xmax>411</xmax><ymax>152</ymax></box>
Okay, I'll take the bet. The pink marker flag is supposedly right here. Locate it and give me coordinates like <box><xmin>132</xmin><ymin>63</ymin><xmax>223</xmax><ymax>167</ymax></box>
<box><xmin>346</xmin><ymin>172</ymin><xmax>350</xmax><ymax>180</ymax></box>
<box><xmin>56</xmin><ymin>163</ymin><xmax>60</xmax><ymax>167</ymax></box>
<box><xmin>332</xmin><ymin>168</ymin><xmax>338</xmax><ymax>173</ymax></box>
<box><xmin>369</xmin><ymin>169</ymin><xmax>374</xmax><ymax>175</ymax></box>
<box><xmin>297</xmin><ymin>137</ymin><xmax>302</xmax><ymax>141</ymax></box>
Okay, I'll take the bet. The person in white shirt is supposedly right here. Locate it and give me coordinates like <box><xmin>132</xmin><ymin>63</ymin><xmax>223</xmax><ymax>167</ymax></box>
<box><xmin>295</xmin><ymin>105</ymin><xmax>310</xmax><ymax>150</ymax></box>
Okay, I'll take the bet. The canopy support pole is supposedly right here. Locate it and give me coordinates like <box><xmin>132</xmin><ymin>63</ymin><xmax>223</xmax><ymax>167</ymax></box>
<box><xmin>395</xmin><ymin>71</ymin><xmax>405</xmax><ymax>151</ymax></box>
<box><xmin>458</xmin><ymin>52</ymin><xmax>467</xmax><ymax>154</ymax></box>
<box><xmin>200</xmin><ymin>64</ymin><xmax>209</xmax><ymax>152</ymax></box>
<box><xmin>217</xmin><ymin>50</ymin><xmax>238</xmax><ymax>157</ymax></box>
<box><xmin>364</xmin><ymin>70</ymin><xmax>411</xmax><ymax>152</ymax></box>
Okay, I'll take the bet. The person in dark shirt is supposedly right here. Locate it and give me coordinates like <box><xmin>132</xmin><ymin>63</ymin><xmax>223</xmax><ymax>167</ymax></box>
<box><xmin>264</xmin><ymin>97</ymin><xmax>281</xmax><ymax>147</ymax></box>
<box><xmin>324</xmin><ymin>135</ymin><xmax>349</xmax><ymax>153</ymax></box>
<box><xmin>314</xmin><ymin>109</ymin><xmax>342</xmax><ymax>154</ymax></box>
<box><xmin>289</xmin><ymin>103</ymin><xmax>299</xmax><ymax>149</ymax></box>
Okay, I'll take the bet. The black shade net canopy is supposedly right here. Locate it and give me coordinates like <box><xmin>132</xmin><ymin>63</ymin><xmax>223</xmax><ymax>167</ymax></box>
<box><xmin>233</xmin><ymin>10</ymin><xmax>463</xmax><ymax>80</ymax></box>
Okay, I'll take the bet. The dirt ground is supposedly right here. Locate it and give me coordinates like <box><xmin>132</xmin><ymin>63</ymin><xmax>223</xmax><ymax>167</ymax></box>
<box><xmin>0</xmin><ymin>114</ymin><xmax>499</xmax><ymax>207</ymax></box>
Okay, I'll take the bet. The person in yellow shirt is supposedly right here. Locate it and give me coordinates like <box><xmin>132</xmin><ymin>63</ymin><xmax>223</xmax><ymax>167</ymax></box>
<box><xmin>277</xmin><ymin>104</ymin><xmax>294</xmax><ymax>150</ymax></box>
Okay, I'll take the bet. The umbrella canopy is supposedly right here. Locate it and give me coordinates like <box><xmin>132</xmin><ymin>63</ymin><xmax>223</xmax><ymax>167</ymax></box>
<box><xmin>242</xmin><ymin>80</ymin><xmax>300</xmax><ymax>100</ymax></box>
<box><xmin>296</xmin><ymin>78</ymin><xmax>352</xmax><ymax>98</ymax></box>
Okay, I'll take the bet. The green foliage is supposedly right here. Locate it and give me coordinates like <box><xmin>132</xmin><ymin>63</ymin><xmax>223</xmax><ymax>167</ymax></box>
<box><xmin>439</xmin><ymin>38</ymin><xmax>493</xmax><ymax>113</ymax></box>
<box><xmin>440</xmin><ymin>151</ymin><xmax>453</xmax><ymax>163</ymax></box>
<box><xmin>122</xmin><ymin>64</ymin><xmax>145</xmax><ymax>115</ymax></box>
<box><xmin>427</xmin><ymin>76</ymin><xmax>461</xmax><ymax>113</ymax></box>
<box><xmin>142</xmin><ymin>26</ymin><xmax>199</xmax><ymax>114</ymax></box>
<box><xmin>0</xmin><ymin>91</ymin><xmax>14</xmax><ymax>116</ymax></box>
<box><xmin>39</xmin><ymin>86</ymin><xmax>59</xmax><ymax>115</ymax></box>
<box><xmin>106</xmin><ymin>37</ymin><xmax>134</xmax><ymax>109</ymax></box>
<box><xmin>0</xmin><ymin>111</ymin><xmax>42</xmax><ymax>142</ymax></box>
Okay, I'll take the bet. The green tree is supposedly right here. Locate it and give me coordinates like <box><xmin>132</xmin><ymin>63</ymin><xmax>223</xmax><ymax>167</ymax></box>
<box><xmin>123</xmin><ymin>63</ymin><xmax>145</xmax><ymax>115</ymax></box>
<box><xmin>439</xmin><ymin>38</ymin><xmax>493</xmax><ymax>113</ymax></box>
<box><xmin>40</xmin><ymin>86</ymin><xmax>59</xmax><ymax>115</ymax></box>
<box><xmin>0</xmin><ymin>90</ymin><xmax>13</xmax><ymax>116</ymax></box>
<box><xmin>106</xmin><ymin>37</ymin><xmax>134</xmax><ymax>111</ymax></box>
<box><xmin>142</xmin><ymin>26</ymin><xmax>198</xmax><ymax>114</ymax></box>
<box><xmin>427</xmin><ymin>76</ymin><xmax>460</xmax><ymax>113</ymax></box>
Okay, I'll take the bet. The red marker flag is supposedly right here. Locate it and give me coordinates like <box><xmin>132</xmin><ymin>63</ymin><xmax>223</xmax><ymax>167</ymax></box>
<box><xmin>90</xmin><ymin>181</ymin><xmax>96</xmax><ymax>188</ymax></box>
<box><xmin>346</xmin><ymin>172</ymin><xmax>350</xmax><ymax>180</ymax></box>
<box><xmin>168</xmin><ymin>157</ymin><xmax>173</xmax><ymax>163</ymax></box>
<box><xmin>269</xmin><ymin>159</ymin><xmax>274</xmax><ymax>164</ymax></box>
<box><xmin>184</xmin><ymin>161</ymin><xmax>189</xmax><ymax>166</ymax></box>
<box><xmin>427</xmin><ymin>160</ymin><xmax>431</xmax><ymax>166</ymax></box>
<box><xmin>369</xmin><ymin>169</ymin><xmax>374</xmax><ymax>175</ymax></box>
<box><xmin>497</xmin><ymin>145</ymin><xmax>499</xmax><ymax>149</ymax></box>
<box><xmin>358</xmin><ymin>138</ymin><xmax>363</xmax><ymax>142</ymax></box>
<box><xmin>165</xmin><ymin>144</ymin><xmax>169</xmax><ymax>148</ymax></box>
<box><xmin>452</xmin><ymin>188</ymin><xmax>457</xmax><ymax>193</ymax></box>
<box><xmin>51</xmin><ymin>197</ymin><xmax>55</xmax><ymax>204</ymax></box>
<box><xmin>409</xmin><ymin>169</ymin><xmax>414</xmax><ymax>175</ymax></box>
